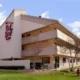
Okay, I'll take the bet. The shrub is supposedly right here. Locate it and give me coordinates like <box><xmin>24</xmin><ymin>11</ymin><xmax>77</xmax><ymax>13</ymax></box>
<box><xmin>0</xmin><ymin>66</ymin><xmax>25</xmax><ymax>70</ymax></box>
<box><xmin>60</xmin><ymin>70</ymin><xmax>70</xmax><ymax>73</ymax></box>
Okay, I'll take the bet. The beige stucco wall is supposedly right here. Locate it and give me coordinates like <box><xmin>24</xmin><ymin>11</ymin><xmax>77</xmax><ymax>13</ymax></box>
<box><xmin>0</xmin><ymin>60</ymin><xmax>30</xmax><ymax>69</ymax></box>
<box><xmin>59</xmin><ymin>57</ymin><xmax>80</xmax><ymax>70</ymax></box>
<box><xmin>0</xmin><ymin>9</ymin><xmax>26</xmax><ymax>59</ymax></box>
<box><xmin>57</xmin><ymin>45</ymin><xmax>76</xmax><ymax>57</ymax></box>
<box><xmin>46</xmin><ymin>57</ymin><xmax>80</xmax><ymax>69</ymax></box>
<box><xmin>57</xmin><ymin>29</ymin><xmax>75</xmax><ymax>44</ymax></box>
<box><xmin>21</xmin><ymin>15</ymin><xmax>54</xmax><ymax>33</ymax></box>
<box><xmin>22</xmin><ymin>20</ymin><xmax>44</xmax><ymax>33</ymax></box>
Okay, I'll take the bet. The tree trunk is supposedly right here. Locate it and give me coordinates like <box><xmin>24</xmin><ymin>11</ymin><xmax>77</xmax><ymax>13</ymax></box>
<box><xmin>71</xmin><ymin>58</ymin><xmax>74</xmax><ymax>71</ymax></box>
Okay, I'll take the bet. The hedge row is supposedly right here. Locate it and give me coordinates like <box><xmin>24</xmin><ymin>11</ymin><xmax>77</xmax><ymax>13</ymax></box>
<box><xmin>0</xmin><ymin>66</ymin><xmax>25</xmax><ymax>70</ymax></box>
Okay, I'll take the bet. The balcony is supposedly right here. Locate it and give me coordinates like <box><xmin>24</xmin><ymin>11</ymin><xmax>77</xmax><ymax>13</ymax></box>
<box><xmin>22</xmin><ymin>29</ymin><xmax>75</xmax><ymax>45</ymax></box>
<box><xmin>22</xmin><ymin>30</ymin><xmax>57</xmax><ymax>44</ymax></box>
<box><xmin>57</xmin><ymin>30</ymin><xmax>75</xmax><ymax>45</ymax></box>
<box><xmin>22</xmin><ymin>35</ymin><xmax>39</xmax><ymax>44</ymax></box>
<box><xmin>56</xmin><ymin>45</ymin><xmax>76</xmax><ymax>57</ymax></box>
<box><xmin>22</xmin><ymin>46</ymin><xmax>57</xmax><ymax>57</ymax></box>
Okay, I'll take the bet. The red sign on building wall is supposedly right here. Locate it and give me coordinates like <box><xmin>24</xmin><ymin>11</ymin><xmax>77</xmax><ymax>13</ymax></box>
<box><xmin>5</xmin><ymin>22</ymin><xmax>13</xmax><ymax>40</ymax></box>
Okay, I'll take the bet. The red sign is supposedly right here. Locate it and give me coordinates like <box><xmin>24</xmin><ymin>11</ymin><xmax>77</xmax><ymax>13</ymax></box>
<box><xmin>5</xmin><ymin>22</ymin><xmax>13</xmax><ymax>40</ymax></box>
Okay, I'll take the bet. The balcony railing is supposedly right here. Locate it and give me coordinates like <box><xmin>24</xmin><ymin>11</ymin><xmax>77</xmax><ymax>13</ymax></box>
<box><xmin>22</xmin><ymin>29</ymin><xmax>75</xmax><ymax>45</ymax></box>
<box><xmin>57</xmin><ymin>30</ymin><xmax>75</xmax><ymax>45</ymax></box>
<box><xmin>22</xmin><ymin>35</ymin><xmax>39</xmax><ymax>44</ymax></box>
<box><xmin>56</xmin><ymin>45</ymin><xmax>76</xmax><ymax>57</ymax></box>
<box><xmin>22</xmin><ymin>46</ymin><xmax>57</xmax><ymax>56</ymax></box>
<box><xmin>22</xmin><ymin>30</ymin><xmax>57</xmax><ymax>44</ymax></box>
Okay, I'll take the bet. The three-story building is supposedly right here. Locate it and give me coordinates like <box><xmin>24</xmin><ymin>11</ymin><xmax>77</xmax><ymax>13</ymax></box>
<box><xmin>0</xmin><ymin>9</ymin><xmax>80</xmax><ymax>69</ymax></box>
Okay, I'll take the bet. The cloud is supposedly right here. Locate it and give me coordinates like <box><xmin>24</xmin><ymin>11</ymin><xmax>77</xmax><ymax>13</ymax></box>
<box><xmin>0</xmin><ymin>4</ymin><xmax>3</xmax><ymax>7</ymax></box>
<box><xmin>41</xmin><ymin>11</ymin><xmax>63</xmax><ymax>22</ymax></box>
<box><xmin>0</xmin><ymin>3</ymin><xmax>6</xmax><ymax>26</ymax></box>
<box><xmin>72</xmin><ymin>27</ymin><xmax>79</xmax><ymax>33</ymax></box>
<box><xmin>67</xmin><ymin>21</ymin><xmax>80</xmax><ymax>28</ymax></box>
<box><xmin>58</xmin><ymin>18</ymin><xmax>63</xmax><ymax>22</ymax></box>
<box><xmin>41</xmin><ymin>11</ymin><xmax>49</xmax><ymax>18</ymax></box>
<box><xmin>67</xmin><ymin>21</ymin><xmax>80</xmax><ymax>37</ymax></box>
<box><xmin>0</xmin><ymin>11</ymin><xmax>6</xmax><ymax>26</ymax></box>
<box><xmin>77</xmin><ymin>32</ymin><xmax>80</xmax><ymax>37</ymax></box>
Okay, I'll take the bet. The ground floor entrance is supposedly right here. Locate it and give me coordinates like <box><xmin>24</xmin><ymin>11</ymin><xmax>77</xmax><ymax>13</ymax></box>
<box><xmin>23</xmin><ymin>55</ymin><xmax>80</xmax><ymax>69</ymax></box>
<box><xmin>30</xmin><ymin>63</ymin><xmax>43</xmax><ymax>69</ymax></box>
<box><xmin>54</xmin><ymin>56</ymin><xmax>60</xmax><ymax>68</ymax></box>
<box><xmin>30</xmin><ymin>56</ymin><xmax>60</xmax><ymax>69</ymax></box>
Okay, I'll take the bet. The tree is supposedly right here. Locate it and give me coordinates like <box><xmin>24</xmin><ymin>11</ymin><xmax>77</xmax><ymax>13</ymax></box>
<box><xmin>73</xmin><ymin>40</ymin><xmax>80</xmax><ymax>65</ymax></box>
<box><xmin>32</xmin><ymin>43</ymin><xmax>42</xmax><ymax>56</ymax></box>
<box><xmin>58</xmin><ymin>38</ymin><xmax>75</xmax><ymax>70</ymax></box>
<box><xmin>31</xmin><ymin>42</ymin><xmax>42</xmax><ymax>69</ymax></box>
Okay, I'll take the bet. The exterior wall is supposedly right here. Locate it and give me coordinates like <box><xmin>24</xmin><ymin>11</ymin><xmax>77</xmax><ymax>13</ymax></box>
<box><xmin>59</xmin><ymin>57</ymin><xmax>69</xmax><ymax>69</ymax></box>
<box><xmin>23</xmin><ymin>56</ymin><xmax>42</xmax><ymax>63</ymax></box>
<box><xmin>59</xmin><ymin>57</ymin><xmax>80</xmax><ymax>69</ymax></box>
<box><xmin>22</xmin><ymin>20</ymin><xmax>45</xmax><ymax>33</ymax></box>
<box><xmin>21</xmin><ymin>15</ymin><xmax>54</xmax><ymax>33</ymax></box>
<box><xmin>45</xmin><ymin>56</ymin><xmax>80</xmax><ymax>69</ymax></box>
<box><xmin>57</xmin><ymin>29</ymin><xmax>75</xmax><ymax>44</ymax></box>
<box><xmin>0</xmin><ymin>60</ymin><xmax>30</xmax><ymax>69</ymax></box>
<box><xmin>47</xmin><ymin>56</ymin><xmax>55</xmax><ymax>69</ymax></box>
<box><xmin>57</xmin><ymin>45</ymin><xmax>75</xmax><ymax>57</ymax></box>
<box><xmin>0</xmin><ymin>9</ymin><xmax>26</xmax><ymax>59</ymax></box>
<box><xmin>23</xmin><ymin>25</ymin><xmax>56</xmax><ymax>36</ymax></box>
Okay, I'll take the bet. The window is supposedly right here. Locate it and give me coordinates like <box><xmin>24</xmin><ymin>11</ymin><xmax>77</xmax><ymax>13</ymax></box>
<box><xmin>70</xmin><ymin>58</ymin><xmax>75</xmax><ymax>63</ymax></box>
<box><xmin>22</xmin><ymin>46</ymin><xmax>24</xmax><ymax>50</ymax></box>
<box><xmin>63</xmin><ymin>58</ymin><xmax>66</xmax><ymax>63</ymax></box>
<box><xmin>27</xmin><ymin>34</ymin><xmax>31</xmax><ymax>36</ymax></box>
<box><xmin>77</xmin><ymin>59</ymin><xmax>80</xmax><ymax>62</ymax></box>
<box><xmin>54</xmin><ymin>28</ymin><xmax>56</xmax><ymax>29</ymax></box>
<box><xmin>22</xmin><ymin>34</ymin><xmax>25</xmax><ymax>38</ymax></box>
<box><xmin>73</xmin><ymin>58</ymin><xmax>75</xmax><ymax>63</ymax></box>
<box><xmin>70</xmin><ymin>59</ymin><xmax>72</xmax><ymax>63</ymax></box>
<box><xmin>42</xmin><ymin>57</ymin><xmax>50</xmax><ymax>63</ymax></box>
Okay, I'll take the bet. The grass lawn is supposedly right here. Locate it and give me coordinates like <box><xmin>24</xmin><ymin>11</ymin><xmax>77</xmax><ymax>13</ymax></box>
<box><xmin>0</xmin><ymin>71</ymin><xmax>79</xmax><ymax>80</ymax></box>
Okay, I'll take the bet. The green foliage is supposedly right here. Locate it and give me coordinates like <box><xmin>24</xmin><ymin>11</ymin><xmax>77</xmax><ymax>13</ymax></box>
<box><xmin>0</xmin><ymin>71</ymin><xmax>79</xmax><ymax>80</ymax></box>
<box><xmin>0</xmin><ymin>66</ymin><xmax>25</xmax><ymax>70</ymax></box>
<box><xmin>60</xmin><ymin>66</ymin><xmax>80</xmax><ymax>72</ymax></box>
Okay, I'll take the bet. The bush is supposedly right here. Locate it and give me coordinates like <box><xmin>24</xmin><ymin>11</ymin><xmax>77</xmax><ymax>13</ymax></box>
<box><xmin>0</xmin><ymin>66</ymin><xmax>25</xmax><ymax>70</ymax></box>
<box><xmin>60</xmin><ymin>70</ymin><xmax>70</xmax><ymax>73</ymax></box>
<box><xmin>70</xmin><ymin>68</ymin><xmax>74</xmax><ymax>72</ymax></box>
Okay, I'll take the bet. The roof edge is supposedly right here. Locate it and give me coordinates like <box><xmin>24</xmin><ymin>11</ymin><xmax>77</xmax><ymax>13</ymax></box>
<box><xmin>21</xmin><ymin>14</ymin><xmax>58</xmax><ymax>23</ymax></box>
<box><xmin>57</xmin><ymin>21</ymin><xmax>79</xmax><ymax>40</ymax></box>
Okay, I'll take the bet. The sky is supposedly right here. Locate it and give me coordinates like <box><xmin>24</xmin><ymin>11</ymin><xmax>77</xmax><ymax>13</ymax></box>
<box><xmin>0</xmin><ymin>0</ymin><xmax>80</xmax><ymax>37</ymax></box>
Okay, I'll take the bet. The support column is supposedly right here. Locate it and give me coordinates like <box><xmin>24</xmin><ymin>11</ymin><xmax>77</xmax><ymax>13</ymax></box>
<box><xmin>49</xmin><ymin>56</ymin><xmax>54</xmax><ymax>69</ymax></box>
<box><xmin>50</xmin><ymin>56</ymin><xmax>54</xmax><ymax>64</ymax></box>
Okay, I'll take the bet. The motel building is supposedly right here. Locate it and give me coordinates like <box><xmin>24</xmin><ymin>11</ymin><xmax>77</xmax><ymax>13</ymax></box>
<box><xmin>0</xmin><ymin>9</ymin><xmax>80</xmax><ymax>69</ymax></box>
